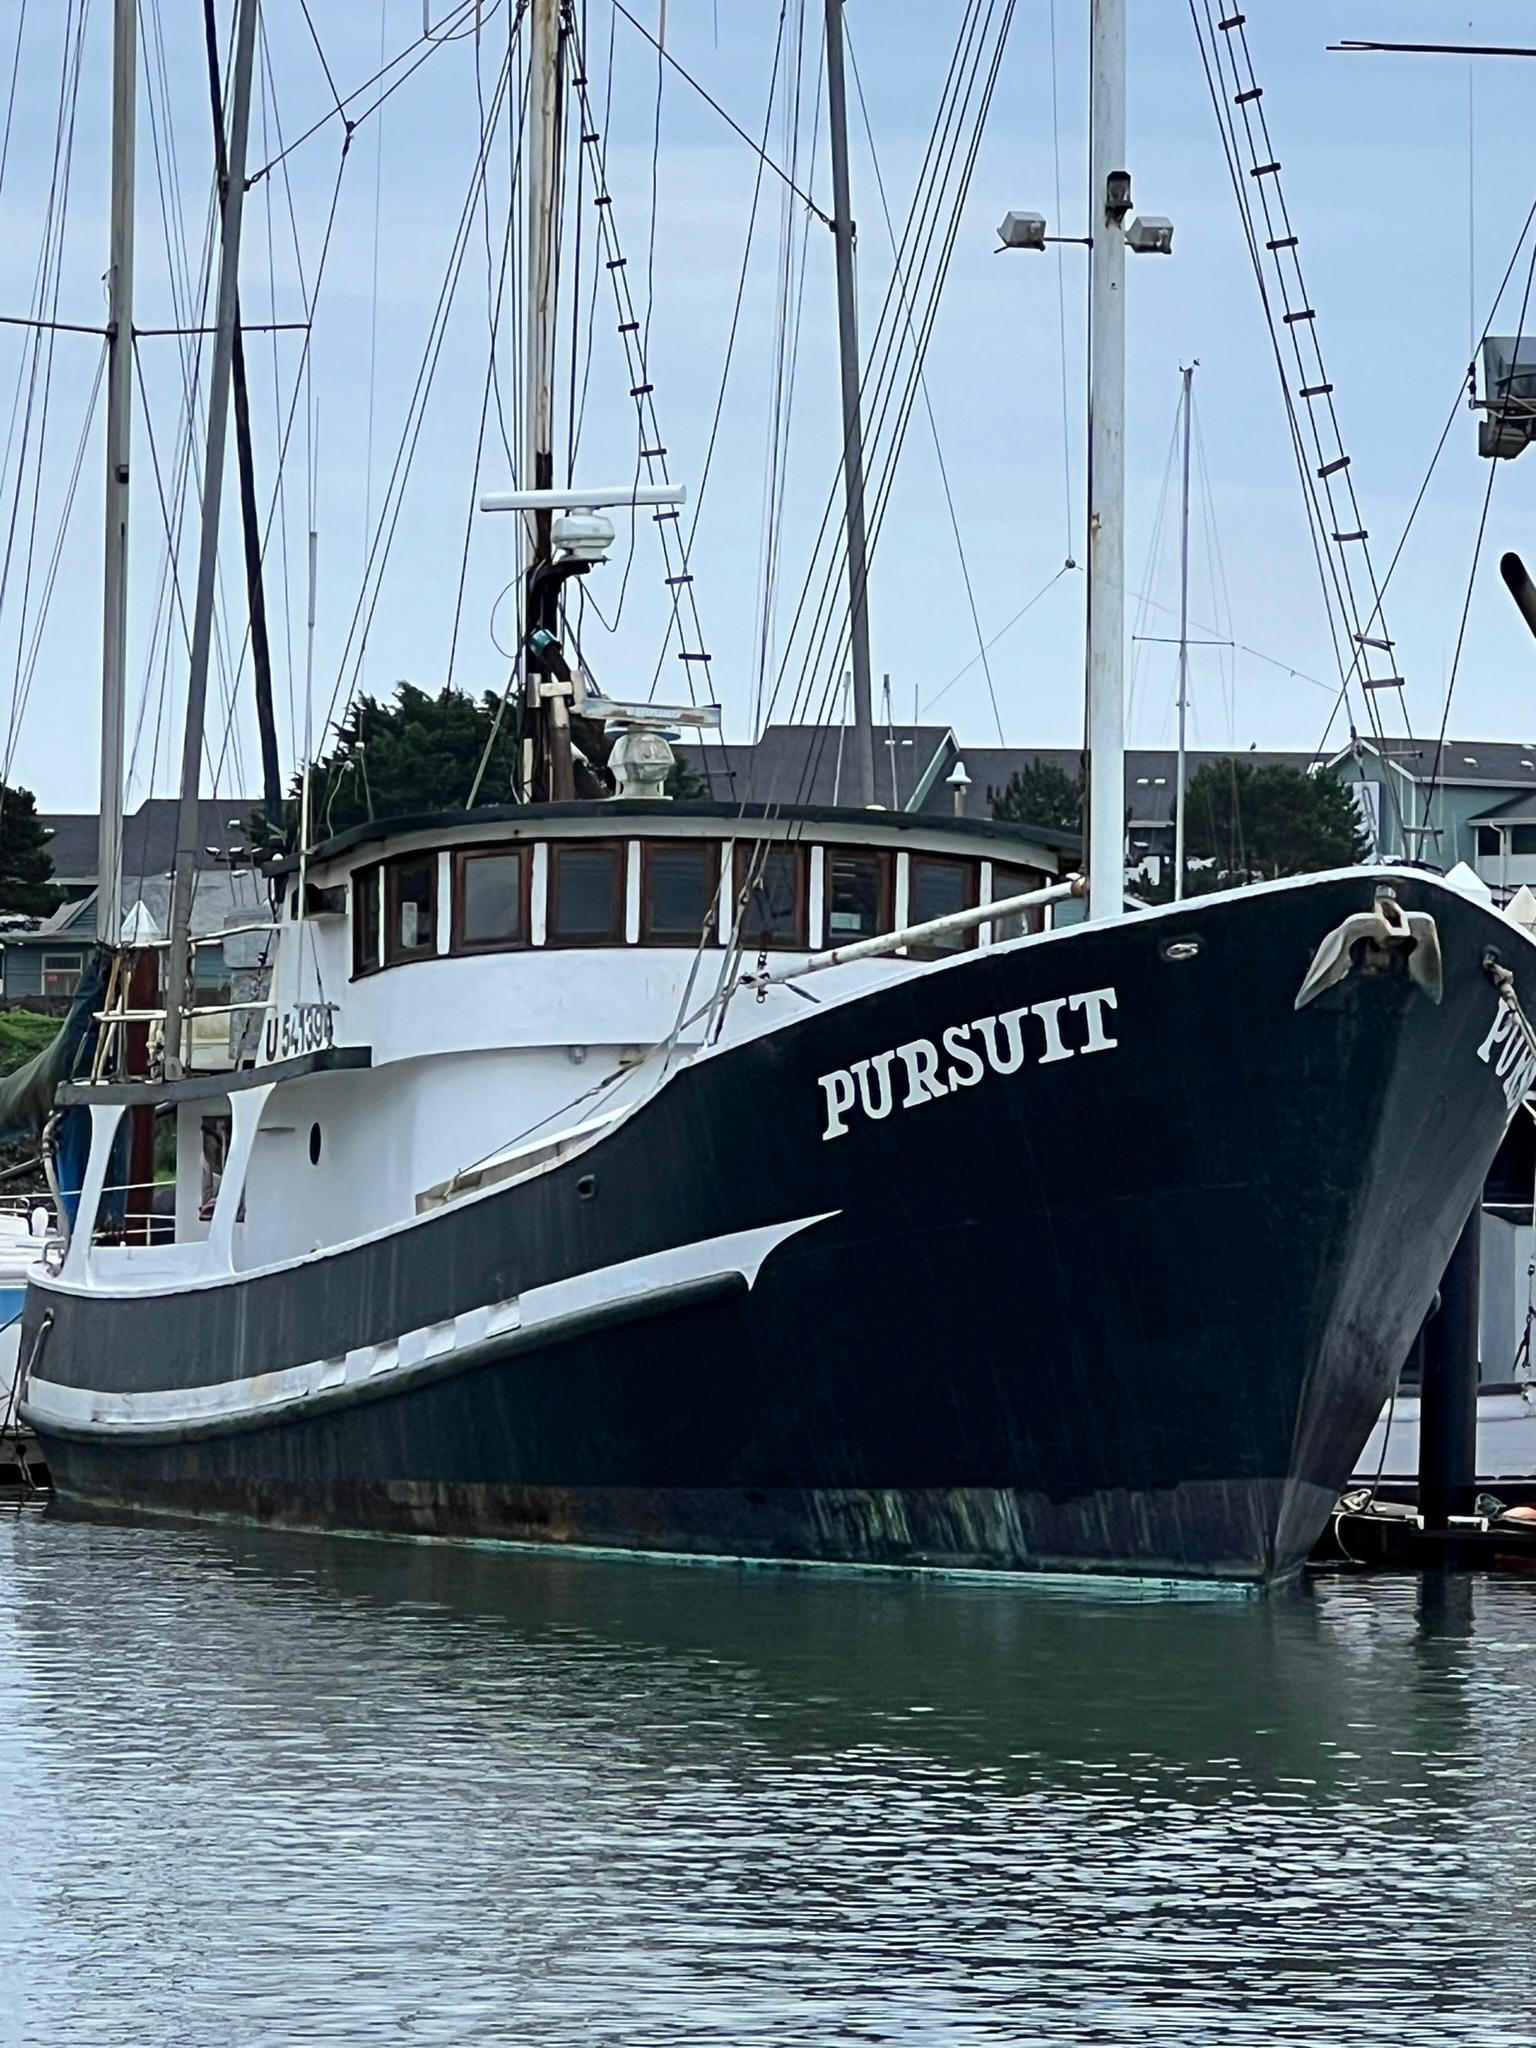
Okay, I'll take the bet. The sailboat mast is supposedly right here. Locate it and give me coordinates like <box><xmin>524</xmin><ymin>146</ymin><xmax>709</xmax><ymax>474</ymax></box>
<box><xmin>823</xmin><ymin>0</ymin><xmax>876</xmax><ymax>811</ymax></box>
<box><xmin>162</xmin><ymin>0</ymin><xmax>260</xmax><ymax>1077</ymax></box>
<box><xmin>526</xmin><ymin>0</ymin><xmax>575</xmax><ymax>803</ymax></box>
<box><xmin>1174</xmin><ymin>361</ymin><xmax>1193</xmax><ymax>902</ymax></box>
<box><xmin>98</xmin><ymin>0</ymin><xmax>137</xmax><ymax>947</ymax></box>
<box><xmin>1086</xmin><ymin>0</ymin><xmax>1126</xmax><ymax>920</ymax></box>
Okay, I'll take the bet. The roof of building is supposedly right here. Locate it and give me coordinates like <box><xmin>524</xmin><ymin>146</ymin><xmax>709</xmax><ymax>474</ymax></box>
<box><xmin>1467</xmin><ymin>788</ymin><xmax>1536</xmax><ymax>825</ymax></box>
<box><xmin>39</xmin><ymin>796</ymin><xmax>258</xmax><ymax>885</ymax></box>
<box><xmin>1339</xmin><ymin>737</ymin><xmax>1536</xmax><ymax>786</ymax></box>
<box><xmin>681</xmin><ymin>724</ymin><xmax>960</xmax><ymax>811</ymax></box>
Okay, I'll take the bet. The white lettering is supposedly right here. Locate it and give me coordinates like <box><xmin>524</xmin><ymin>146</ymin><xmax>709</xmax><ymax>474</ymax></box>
<box><xmin>896</xmin><ymin>1038</ymin><xmax>949</xmax><ymax>1109</ymax></box>
<box><xmin>942</xmin><ymin>1022</ymin><xmax>986</xmax><ymax>1090</ymax></box>
<box><xmin>973</xmin><ymin>1006</ymin><xmax>1033</xmax><ymax>1076</ymax></box>
<box><xmin>1070</xmin><ymin>986</ymin><xmax>1120</xmax><ymax>1055</ymax></box>
<box><xmin>1478</xmin><ymin>1006</ymin><xmax>1513</xmax><ymax>1065</ymax></box>
<box><xmin>853</xmin><ymin>1052</ymin><xmax>899</xmax><ymax>1121</ymax></box>
<box><xmin>818</xmin><ymin>1069</ymin><xmax>856</xmax><ymax>1142</ymax></box>
<box><xmin>1032</xmin><ymin>997</ymin><xmax>1074</xmax><ymax>1065</ymax></box>
<box><xmin>819</xmin><ymin>982</ymin><xmax>1121</xmax><ymax>1137</ymax></box>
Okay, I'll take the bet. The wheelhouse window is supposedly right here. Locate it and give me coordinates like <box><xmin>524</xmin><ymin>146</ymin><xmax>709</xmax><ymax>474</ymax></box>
<box><xmin>352</xmin><ymin>864</ymin><xmax>382</xmax><ymax>976</ymax></box>
<box><xmin>453</xmin><ymin>847</ymin><xmax>528</xmax><ymax>952</ymax></box>
<box><xmin>641</xmin><ymin>841</ymin><xmax>718</xmax><ymax>946</ymax></box>
<box><xmin>990</xmin><ymin>862</ymin><xmax>1048</xmax><ymax>943</ymax></box>
<box><xmin>548</xmin><ymin>841</ymin><xmax>624</xmax><ymax>945</ymax></box>
<box><xmin>824</xmin><ymin>849</ymin><xmax>891</xmax><ymax>944</ymax></box>
<box><xmin>908</xmin><ymin>855</ymin><xmax>977</xmax><ymax>956</ymax></box>
<box><xmin>733</xmin><ymin>844</ymin><xmax>807</xmax><ymax>950</ymax></box>
<box><xmin>384</xmin><ymin>854</ymin><xmax>438</xmax><ymax>964</ymax></box>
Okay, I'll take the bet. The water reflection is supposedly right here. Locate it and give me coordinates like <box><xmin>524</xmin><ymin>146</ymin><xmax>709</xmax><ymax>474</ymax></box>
<box><xmin>2</xmin><ymin>1512</ymin><xmax>1534</xmax><ymax>2045</ymax></box>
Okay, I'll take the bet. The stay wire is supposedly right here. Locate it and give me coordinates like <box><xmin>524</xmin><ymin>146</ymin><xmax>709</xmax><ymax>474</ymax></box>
<box><xmin>1423</xmin><ymin>233</ymin><xmax>1536</xmax><ymax>828</ymax></box>
<box><xmin>846</xmin><ymin>21</ymin><xmax>1005</xmax><ymax>745</ymax></box>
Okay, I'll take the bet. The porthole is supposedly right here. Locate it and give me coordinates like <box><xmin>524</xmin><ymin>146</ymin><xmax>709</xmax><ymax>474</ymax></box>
<box><xmin>308</xmin><ymin>1122</ymin><xmax>323</xmax><ymax>1165</ymax></box>
<box><xmin>576</xmin><ymin>1173</ymin><xmax>597</xmax><ymax>1200</ymax></box>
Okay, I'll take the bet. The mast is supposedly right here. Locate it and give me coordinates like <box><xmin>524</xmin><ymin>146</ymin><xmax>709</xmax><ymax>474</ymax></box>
<box><xmin>1174</xmin><ymin>362</ymin><xmax>1193</xmax><ymax>902</ymax></box>
<box><xmin>98</xmin><ymin>0</ymin><xmax>137</xmax><ymax>951</ymax></box>
<box><xmin>1086</xmin><ymin>0</ymin><xmax>1126</xmax><ymax>920</ymax></box>
<box><xmin>525</xmin><ymin>0</ymin><xmax>574</xmax><ymax>802</ymax></box>
<box><xmin>200</xmin><ymin>0</ymin><xmax>283</xmax><ymax>820</ymax></box>
<box><xmin>161</xmin><ymin>0</ymin><xmax>260</xmax><ymax>1077</ymax></box>
<box><xmin>823</xmin><ymin>0</ymin><xmax>876</xmax><ymax>810</ymax></box>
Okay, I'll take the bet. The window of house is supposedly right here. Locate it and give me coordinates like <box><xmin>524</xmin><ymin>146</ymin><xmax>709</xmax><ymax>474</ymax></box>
<box><xmin>1476</xmin><ymin>826</ymin><xmax>1502</xmax><ymax>859</ymax></box>
<box><xmin>384</xmin><ymin>855</ymin><xmax>438</xmax><ymax>964</ymax></box>
<box><xmin>824</xmin><ymin>849</ymin><xmax>892</xmax><ymax>944</ymax></box>
<box><xmin>990</xmin><ymin>862</ymin><xmax>1047</xmax><ymax>943</ymax></box>
<box><xmin>353</xmin><ymin>864</ymin><xmax>382</xmax><ymax>976</ymax></box>
<box><xmin>641</xmin><ymin>842</ymin><xmax>718</xmax><ymax>945</ymax></box>
<box><xmin>548</xmin><ymin>842</ymin><xmax>624</xmax><ymax>945</ymax></box>
<box><xmin>454</xmin><ymin>848</ymin><xmax>528</xmax><ymax>952</ymax></box>
<box><xmin>733</xmin><ymin>844</ymin><xmax>807</xmax><ymax>950</ymax></box>
<box><xmin>908</xmin><ymin>855</ymin><xmax>977</xmax><ymax>955</ymax></box>
<box><xmin>41</xmin><ymin>951</ymin><xmax>83</xmax><ymax>998</ymax></box>
<box><xmin>1513</xmin><ymin>827</ymin><xmax>1536</xmax><ymax>857</ymax></box>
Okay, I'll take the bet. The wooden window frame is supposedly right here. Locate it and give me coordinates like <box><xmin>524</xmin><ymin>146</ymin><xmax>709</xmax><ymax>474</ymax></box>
<box><xmin>351</xmin><ymin>862</ymin><xmax>383</xmax><ymax>979</ymax></box>
<box><xmin>546</xmin><ymin>838</ymin><xmax>627</xmax><ymax>948</ymax></box>
<box><xmin>639</xmin><ymin>839</ymin><xmax>720</xmax><ymax>948</ymax></box>
<box><xmin>990</xmin><ymin>860</ymin><xmax>1047</xmax><ymax>941</ymax></box>
<box><xmin>732</xmin><ymin>842</ymin><xmax>809</xmax><ymax>951</ymax></box>
<box><xmin>450</xmin><ymin>844</ymin><xmax>532</xmax><ymax>956</ymax></box>
<box><xmin>822</xmin><ymin>845</ymin><xmax>894</xmax><ymax>948</ymax></box>
<box><xmin>907</xmin><ymin>853</ymin><xmax>979</xmax><ymax>958</ymax></box>
<box><xmin>383</xmin><ymin>852</ymin><xmax>439</xmax><ymax>968</ymax></box>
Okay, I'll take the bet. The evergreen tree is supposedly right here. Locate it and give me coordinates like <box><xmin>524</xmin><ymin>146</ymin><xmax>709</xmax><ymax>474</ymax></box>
<box><xmin>1176</xmin><ymin>758</ymin><xmax>1368</xmax><ymax>893</ymax></box>
<box><xmin>989</xmin><ymin>757</ymin><xmax>1084</xmax><ymax>833</ymax></box>
<box><xmin>250</xmin><ymin>683</ymin><xmax>524</xmax><ymax>852</ymax></box>
<box><xmin>0</xmin><ymin>785</ymin><xmax>59</xmax><ymax>918</ymax></box>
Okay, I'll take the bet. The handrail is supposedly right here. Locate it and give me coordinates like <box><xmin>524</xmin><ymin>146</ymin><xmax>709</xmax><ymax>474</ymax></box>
<box><xmin>741</xmin><ymin>876</ymin><xmax>1084</xmax><ymax>989</ymax></box>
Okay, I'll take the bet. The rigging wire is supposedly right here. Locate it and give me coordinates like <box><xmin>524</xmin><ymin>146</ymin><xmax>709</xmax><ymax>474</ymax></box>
<box><xmin>1047</xmin><ymin>0</ymin><xmax>1075</xmax><ymax>561</ymax></box>
<box><xmin>1422</xmin><ymin>233</ymin><xmax>1536</xmax><ymax>830</ymax></box>
<box><xmin>606</xmin><ymin>0</ymin><xmax>832</xmax><ymax>228</ymax></box>
<box><xmin>845</xmin><ymin>21</ymin><xmax>1005</xmax><ymax>745</ymax></box>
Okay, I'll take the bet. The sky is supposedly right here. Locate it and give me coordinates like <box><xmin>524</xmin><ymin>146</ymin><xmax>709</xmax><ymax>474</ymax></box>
<box><xmin>4</xmin><ymin>0</ymin><xmax>1536</xmax><ymax>817</ymax></box>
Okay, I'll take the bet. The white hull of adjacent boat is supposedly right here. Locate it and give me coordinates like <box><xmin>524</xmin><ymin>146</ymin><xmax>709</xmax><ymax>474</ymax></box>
<box><xmin>1353</xmin><ymin>1388</ymin><xmax>1536</xmax><ymax>1502</ymax></box>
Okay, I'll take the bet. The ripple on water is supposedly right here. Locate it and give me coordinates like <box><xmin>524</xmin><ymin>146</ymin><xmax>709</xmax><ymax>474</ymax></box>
<box><xmin>1</xmin><ymin>1513</ymin><xmax>1535</xmax><ymax>2045</ymax></box>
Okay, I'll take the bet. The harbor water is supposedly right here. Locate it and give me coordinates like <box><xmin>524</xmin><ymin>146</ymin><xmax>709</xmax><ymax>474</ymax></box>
<box><xmin>2</xmin><ymin>1511</ymin><xmax>1535</xmax><ymax>2045</ymax></box>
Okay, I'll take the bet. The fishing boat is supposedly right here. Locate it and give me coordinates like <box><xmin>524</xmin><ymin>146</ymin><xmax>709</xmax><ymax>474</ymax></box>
<box><xmin>17</xmin><ymin>0</ymin><xmax>1536</xmax><ymax>1584</ymax></box>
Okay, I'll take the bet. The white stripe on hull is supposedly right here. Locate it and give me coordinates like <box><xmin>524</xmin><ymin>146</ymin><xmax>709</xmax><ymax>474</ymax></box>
<box><xmin>22</xmin><ymin>1211</ymin><xmax>835</xmax><ymax>1437</ymax></box>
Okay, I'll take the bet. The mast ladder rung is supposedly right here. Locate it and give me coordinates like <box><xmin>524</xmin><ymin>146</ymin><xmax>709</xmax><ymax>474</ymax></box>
<box><xmin>1299</xmin><ymin>382</ymin><xmax>1333</xmax><ymax>397</ymax></box>
<box><xmin>606</xmin><ymin>257</ymin><xmax>627</xmax><ymax>270</ymax></box>
<box><xmin>1353</xmin><ymin>632</ymin><xmax>1393</xmax><ymax>650</ymax></box>
<box><xmin>1332</xmin><ymin>529</ymin><xmax>1368</xmax><ymax>542</ymax></box>
<box><xmin>581</xmin><ymin>131</ymin><xmax>600</xmax><ymax>145</ymax></box>
<box><xmin>1218</xmin><ymin>11</ymin><xmax>1245</xmax><ymax>27</ymax></box>
<box><xmin>1235</xmin><ymin>87</ymin><xmax>1262</xmax><ymax>103</ymax></box>
<box><xmin>1361</xmin><ymin>675</ymin><xmax>1405</xmax><ymax>691</ymax></box>
<box><xmin>640</xmin><ymin>446</ymin><xmax>667</xmax><ymax>459</ymax></box>
<box><xmin>1282</xmin><ymin>308</ymin><xmax>1315</xmax><ymax>324</ymax></box>
<box><xmin>1250</xmin><ymin>160</ymin><xmax>1281</xmax><ymax>177</ymax></box>
<box><xmin>617</xmin><ymin>320</ymin><xmax>639</xmax><ymax>333</ymax></box>
<box><xmin>594</xmin><ymin>194</ymin><xmax>613</xmax><ymax>208</ymax></box>
<box><xmin>665</xmin><ymin>573</ymin><xmax>693</xmax><ymax>587</ymax></box>
<box><xmin>653</xmin><ymin>508</ymin><xmax>680</xmax><ymax>523</ymax></box>
<box><xmin>1266</xmin><ymin>235</ymin><xmax>1298</xmax><ymax>250</ymax></box>
<box><xmin>678</xmin><ymin>651</ymin><xmax>711</xmax><ymax>663</ymax></box>
<box><xmin>629</xmin><ymin>383</ymin><xmax>654</xmax><ymax>397</ymax></box>
<box><xmin>571</xmin><ymin>73</ymin><xmax>588</xmax><ymax>88</ymax></box>
<box><xmin>1316</xmin><ymin>455</ymin><xmax>1350</xmax><ymax>478</ymax></box>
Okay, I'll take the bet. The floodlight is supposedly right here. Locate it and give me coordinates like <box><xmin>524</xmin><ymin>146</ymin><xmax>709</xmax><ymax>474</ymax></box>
<box><xmin>1126</xmin><ymin>215</ymin><xmax>1174</xmax><ymax>255</ymax></box>
<box><xmin>997</xmin><ymin>210</ymin><xmax>1047</xmax><ymax>252</ymax></box>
